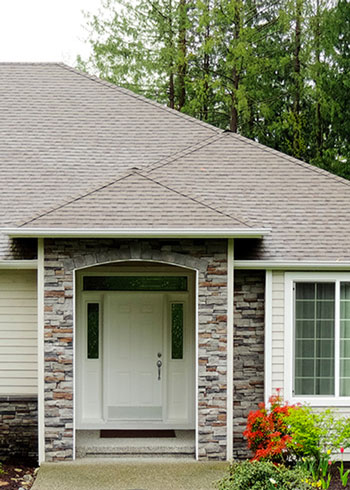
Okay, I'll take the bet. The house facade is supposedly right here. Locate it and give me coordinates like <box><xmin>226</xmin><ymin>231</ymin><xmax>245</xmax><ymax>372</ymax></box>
<box><xmin>0</xmin><ymin>63</ymin><xmax>349</xmax><ymax>464</ymax></box>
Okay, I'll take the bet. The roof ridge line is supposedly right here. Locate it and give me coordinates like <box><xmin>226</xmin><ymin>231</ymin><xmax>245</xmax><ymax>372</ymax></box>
<box><xmin>144</xmin><ymin>132</ymin><xmax>225</xmax><ymax>174</ymax></box>
<box><xmin>18</xmin><ymin>172</ymin><xmax>134</xmax><ymax>227</ymax></box>
<box><xmin>18</xmin><ymin>168</ymin><xmax>254</xmax><ymax>230</ymax></box>
<box><xmin>58</xmin><ymin>63</ymin><xmax>222</xmax><ymax>135</ymax></box>
<box><xmin>136</xmin><ymin>172</ymin><xmax>254</xmax><ymax>228</ymax></box>
<box><xmin>15</xmin><ymin>132</ymin><xmax>224</xmax><ymax>228</ymax></box>
<box><xmin>228</xmin><ymin>132</ymin><xmax>350</xmax><ymax>189</ymax></box>
<box><xmin>0</xmin><ymin>62</ymin><xmax>61</xmax><ymax>65</ymax></box>
<box><xmin>141</xmin><ymin>133</ymin><xmax>260</xmax><ymax>227</ymax></box>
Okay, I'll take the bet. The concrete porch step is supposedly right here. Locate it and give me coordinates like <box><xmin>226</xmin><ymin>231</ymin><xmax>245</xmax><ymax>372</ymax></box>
<box><xmin>76</xmin><ymin>430</ymin><xmax>195</xmax><ymax>459</ymax></box>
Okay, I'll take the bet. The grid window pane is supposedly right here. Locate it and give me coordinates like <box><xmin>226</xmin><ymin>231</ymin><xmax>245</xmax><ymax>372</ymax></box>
<box><xmin>294</xmin><ymin>282</ymin><xmax>335</xmax><ymax>396</ymax></box>
<box><xmin>296</xmin><ymin>301</ymin><xmax>315</xmax><ymax>320</ymax></box>
<box><xmin>316</xmin><ymin>359</ymin><xmax>334</xmax><ymax>377</ymax></box>
<box><xmin>317</xmin><ymin>283</ymin><xmax>335</xmax><ymax>300</ymax></box>
<box><xmin>295</xmin><ymin>359</ymin><xmax>314</xmax><ymax>377</ymax></box>
<box><xmin>317</xmin><ymin>378</ymin><xmax>334</xmax><ymax>395</ymax></box>
<box><xmin>316</xmin><ymin>339</ymin><xmax>334</xmax><ymax>358</ymax></box>
<box><xmin>341</xmin><ymin>283</ymin><xmax>350</xmax><ymax>300</ymax></box>
<box><xmin>340</xmin><ymin>340</ymin><xmax>350</xmax><ymax>358</ymax></box>
<box><xmin>340</xmin><ymin>379</ymin><xmax>350</xmax><ymax>396</ymax></box>
<box><xmin>296</xmin><ymin>320</ymin><xmax>314</xmax><ymax>339</ymax></box>
<box><xmin>340</xmin><ymin>283</ymin><xmax>350</xmax><ymax>396</ymax></box>
<box><xmin>317</xmin><ymin>301</ymin><xmax>335</xmax><ymax>320</ymax></box>
<box><xmin>317</xmin><ymin>320</ymin><xmax>334</xmax><ymax>339</ymax></box>
<box><xmin>295</xmin><ymin>378</ymin><xmax>314</xmax><ymax>395</ymax></box>
<box><xmin>296</xmin><ymin>283</ymin><xmax>315</xmax><ymax>300</ymax></box>
<box><xmin>340</xmin><ymin>359</ymin><xmax>350</xmax><ymax>374</ymax></box>
<box><xmin>341</xmin><ymin>320</ymin><xmax>350</xmax><ymax>338</ymax></box>
<box><xmin>341</xmin><ymin>301</ymin><xmax>350</xmax><ymax>319</ymax></box>
<box><xmin>295</xmin><ymin>339</ymin><xmax>314</xmax><ymax>358</ymax></box>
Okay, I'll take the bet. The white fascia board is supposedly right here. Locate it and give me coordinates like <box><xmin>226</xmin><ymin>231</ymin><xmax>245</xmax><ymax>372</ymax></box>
<box><xmin>3</xmin><ymin>228</ymin><xmax>270</xmax><ymax>239</ymax></box>
<box><xmin>235</xmin><ymin>260</ymin><xmax>350</xmax><ymax>270</ymax></box>
<box><xmin>0</xmin><ymin>260</ymin><xmax>38</xmax><ymax>269</ymax></box>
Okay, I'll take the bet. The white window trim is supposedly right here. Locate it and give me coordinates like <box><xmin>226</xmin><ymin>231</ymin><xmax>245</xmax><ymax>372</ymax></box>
<box><xmin>284</xmin><ymin>272</ymin><xmax>350</xmax><ymax>407</ymax></box>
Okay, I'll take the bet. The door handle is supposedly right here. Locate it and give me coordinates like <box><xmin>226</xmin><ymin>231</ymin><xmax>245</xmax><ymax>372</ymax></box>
<box><xmin>156</xmin><ymin>359</ymin><xmax>162</xmax><ymax>380</ymax></box>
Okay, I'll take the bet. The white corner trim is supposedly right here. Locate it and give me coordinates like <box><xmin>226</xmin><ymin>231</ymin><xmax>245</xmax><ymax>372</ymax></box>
<box><xmin>3</xmin><ymin>228</ymin><xmax>270</xmax><ymax>239</ymax></box>
<box><xmin>0</xmin><ymin>260</ymin><xmax>38</xmax><ymax>269</ymax></box>
<box><xmin>37</xmin><ymin>239</ymin><xmax>45</xmax><ymax>464</ymax></box>
<box><xmin>264</xmin><ymin>271</ymin><xmax>273</xmax><ymax>405</ymax></box>
<box><xmin>226</xmin><ymin>239</ymin><xmax>234</xmax><ymax>461</ymax></box>
<box><xmin>195</xmin><ymin>270</ymin><xmax>199</xmax><ymax>461</ymax></box>
<box><xmin>235</xmin><ymin>260</ymin><xmax>350</xmax><ymax>270</ymax></box>
<box><xmin>72</xmin><ymin>270</ymin><xmax>76</xmax><ymax>460</ymax></box>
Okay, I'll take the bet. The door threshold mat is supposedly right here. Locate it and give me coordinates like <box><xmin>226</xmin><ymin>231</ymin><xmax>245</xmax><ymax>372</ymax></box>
<box><xmin>100</xmin><ymin>430</ymin><xmax>176</xmax><ymax>438</ymax></box>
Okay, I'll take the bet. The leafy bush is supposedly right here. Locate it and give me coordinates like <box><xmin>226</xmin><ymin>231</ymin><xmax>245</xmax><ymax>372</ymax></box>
<box><xmin>242</xmin><ymin>393</ymin><xmax>350</xmax><ymax>489</ymax></box>
<box><xmin>284</xmin><ymin>405</ymin><xmax>350</xmax><ymax>460</ymax></box>
<box><xmin>244</xmin><ymin>392</ymin><xmax>350</xmax><ymax>464</ymax></box>
<box><xmin>243</xmin><ymin>393</ymin><xmax>293</xmax><ymax>462</ymax></box>
<box><xmin>216</xmin><ymin>460</ymin><xmax>312</xmax><ymax>490</ymax></box>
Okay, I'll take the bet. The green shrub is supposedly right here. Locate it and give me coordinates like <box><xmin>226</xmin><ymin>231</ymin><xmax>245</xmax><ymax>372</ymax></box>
<box><xmin>216</xmin><ymin>460</ymin><xmax>312</xmax><ymax>490</ymax></box>
<box><xmin>283</xmin><ymin>405</ymin><xmax>350</xmax><ymax>460</ymax></box>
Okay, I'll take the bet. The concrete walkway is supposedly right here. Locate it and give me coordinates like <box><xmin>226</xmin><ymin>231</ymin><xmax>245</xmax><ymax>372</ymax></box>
<box><xmin>32</xmin><ymin>459</ymin><xmax>228</xmax><ymax>490</ymax></box>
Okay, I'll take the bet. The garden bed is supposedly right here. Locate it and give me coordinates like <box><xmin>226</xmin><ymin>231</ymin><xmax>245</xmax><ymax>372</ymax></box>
<box><xmin>217</xmin><ymin>393</ymin><xmax>350</xmax><ymax>490</ymax></box>
<box><xmin>0</xmin><ymin>460</ymin><xmax>37</xmax><ymax>490</ymax></box>
<box><xmin>328</xmin><ymin>462</ymin><xmax>350</xmax><ymax>490</ymax></box>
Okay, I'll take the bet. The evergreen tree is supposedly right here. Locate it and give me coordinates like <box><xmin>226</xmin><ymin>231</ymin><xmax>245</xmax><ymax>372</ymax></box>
<box><xmin>78</xmin><ymin>0</ymin><xmax>350</xmax><ymax>179</ymax></box>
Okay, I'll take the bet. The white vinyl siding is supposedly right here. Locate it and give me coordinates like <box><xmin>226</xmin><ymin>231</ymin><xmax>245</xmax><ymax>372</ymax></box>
<box><xmin>0</xmin><ymin>270</ymin><xmax>37</xmax><ymax>395</ymax></box>
<box><xmin>271</xmin><ymin>271</ymin><xmax>285</xmax><ymax>394</ymax></box>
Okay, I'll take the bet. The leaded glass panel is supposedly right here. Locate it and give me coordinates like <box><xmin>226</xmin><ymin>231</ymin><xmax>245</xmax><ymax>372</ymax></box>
<box><xmin>171</xmin><ymin>303</ymin><xmax>184</xmax><ymax>360</ymax></box>
<box><xmin>87</xmin><ymin>303</ymin><xmax>99</xmax><ymax>359</ymax></box>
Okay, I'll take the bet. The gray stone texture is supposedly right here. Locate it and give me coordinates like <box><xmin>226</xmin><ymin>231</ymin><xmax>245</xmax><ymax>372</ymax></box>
<box><xmin>233</xmin><ymin>270</ymin><xmax>265</xmax><ymax>459</ymax></box>
<box><xmin>0</xmin><ymin>396</ymin><xmax>38</xmax><ymax>462</ymax></box>
<box><xmin>43</xmin><ymin>238</ymin><xmax>228</xmax><ymax>461</ymax></box>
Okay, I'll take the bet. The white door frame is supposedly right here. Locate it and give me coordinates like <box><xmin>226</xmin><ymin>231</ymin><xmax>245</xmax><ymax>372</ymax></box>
<box><xmin>74</xmin><ymin>264</ymin><xmax>197</xmax><ymax>433</ymax></box>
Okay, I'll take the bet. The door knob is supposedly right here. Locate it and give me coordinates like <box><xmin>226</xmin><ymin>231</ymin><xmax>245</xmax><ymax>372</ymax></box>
<box><xmin>156</xmin><ymin>359</ymin><xmax>162</xmax><ymax>380</ymax></box>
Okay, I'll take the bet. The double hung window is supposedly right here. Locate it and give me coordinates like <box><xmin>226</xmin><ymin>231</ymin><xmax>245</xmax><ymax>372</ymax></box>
<box><xmin>286</xmin><ymin>273</ymin><xmax>350</xmax><ymax>402</ymax></box>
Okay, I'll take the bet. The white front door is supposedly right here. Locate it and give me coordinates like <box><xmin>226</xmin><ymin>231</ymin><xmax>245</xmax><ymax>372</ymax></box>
<box><xmin>104</xmin><ymin>293</ymin><xmax>164</xmax><ymax>422</ymax></box>
<box><xmin>76</xmin><ymin>271</ymin><xmax>195</xmax><ymax>430</ymax></box>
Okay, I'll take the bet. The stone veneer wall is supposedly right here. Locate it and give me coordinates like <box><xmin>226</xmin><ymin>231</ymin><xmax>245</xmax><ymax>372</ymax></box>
<box><xmin>0</xmin><ymin>396</ymin><xmax>38</xmax><ymax>462</ymax></box>
<box><xmin>43</xmin><ymin>238</ymin><xmax>228</xmax><ymax>461</ymax></box>
<box><xmin>233</xmin><ymin>270</ymin><xmax>265</xmax><ymax>459</ymax></box>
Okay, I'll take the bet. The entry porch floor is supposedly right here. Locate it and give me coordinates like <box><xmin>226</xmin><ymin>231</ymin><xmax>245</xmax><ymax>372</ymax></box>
<box><xmin>31</xmin><ymin>460</ymin><xmax>228</xmax><ymax>490</ymax></box>
<box><xmin>76</xmin><ymin>430</ymin><xmax>196</xmax><ymax>458</ymax></box>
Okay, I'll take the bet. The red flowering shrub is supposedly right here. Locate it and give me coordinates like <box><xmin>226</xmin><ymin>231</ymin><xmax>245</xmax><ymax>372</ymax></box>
<box><xmin>243</xmin><ymin>393</ymin><xmax>294</xmax><ymax>463</ymax></box>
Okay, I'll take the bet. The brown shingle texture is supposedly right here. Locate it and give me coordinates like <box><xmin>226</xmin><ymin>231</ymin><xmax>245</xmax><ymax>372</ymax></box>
<box><xmin>2</xmin><ymin>63</ymin><xmax>350</xmax><ymax>261</ymax></box>
<box><xmin>20</xmin><ymin>172</ymin><xmax>249</xmax><ymax>229</ymax></box>
<box><xmin>0</xmin><ymin>63</ymin><xmax>219</xmax><ymax>257</ymax></box>
<box><xmin>148</xmin><ymin>132</ymin><xmax>350</xmax><ymax>260</ymax></box>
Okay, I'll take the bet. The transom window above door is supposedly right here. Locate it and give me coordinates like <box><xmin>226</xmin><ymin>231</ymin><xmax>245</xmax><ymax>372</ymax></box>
<box><xmin>83</xmin><ymin>275</ymin><xmax>188</xmax><ymax>292</ymax></box>
<box><xmin>285</xmin><ymin>273</ymin><xmax>350</xmax><ymax>404</ymax></box>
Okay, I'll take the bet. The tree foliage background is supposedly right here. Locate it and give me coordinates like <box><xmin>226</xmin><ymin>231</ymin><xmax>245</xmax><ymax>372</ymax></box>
<box><xmin>78</xmin><ymin>0</ymin><xmax>350</xmax><ymax>179</ymax></box>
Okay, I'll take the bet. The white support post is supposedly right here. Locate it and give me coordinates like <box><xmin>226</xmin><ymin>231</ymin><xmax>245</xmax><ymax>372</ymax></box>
<box><xmin>226</xmin><ymin>239</ymin><xmax>234</xmax><ymax>461</ymax></box>
<box><xmin>37</xmin><ymin>238</ymin><xmax>45</xmax><ymax>464</ymax></box>
<box><xmin>195</xmin><ymin>270</ymin><xmax>199</xmax><ymax>460</ymax></box>
<box><xmin>265</xmin><ymin>271</ymin><xmax>273</xmax><ymax>404</ymax></box>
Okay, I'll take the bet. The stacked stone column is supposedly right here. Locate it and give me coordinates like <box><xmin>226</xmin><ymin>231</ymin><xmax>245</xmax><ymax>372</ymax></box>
<box><xmin>43</xmin><ymin>238</ymin><xmax>228</xmax><ymax>461</ymax></box>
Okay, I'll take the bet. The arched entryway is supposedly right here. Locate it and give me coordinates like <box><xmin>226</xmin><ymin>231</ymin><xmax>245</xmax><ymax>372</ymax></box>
<box><xmin>75</xmin><ymin>260</ymin><xmax>196</xmax><ymax>457</ymax></box>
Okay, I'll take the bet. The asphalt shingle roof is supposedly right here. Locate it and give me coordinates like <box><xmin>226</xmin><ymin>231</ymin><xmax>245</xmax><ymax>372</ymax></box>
<box><xmin>18</xmin><ymin>172</ymin><xmax>251</xmax><ymax>230</ymax></box>
<box><xmin>2</xmin><ymin>63</ymin><xmax>350</xmax><ymax>261</ymax></box>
